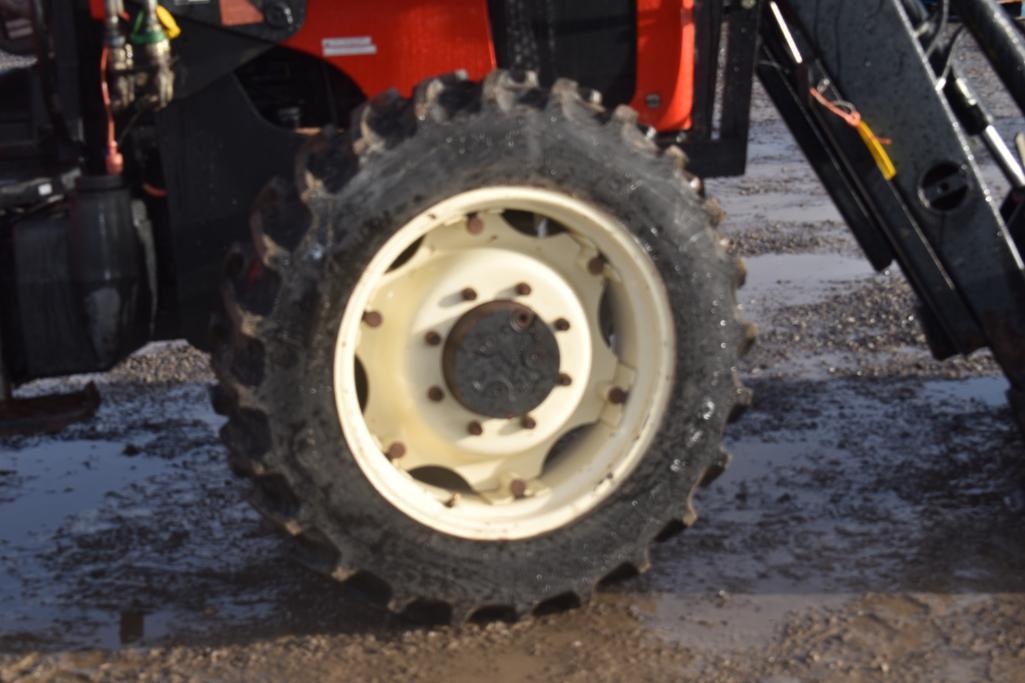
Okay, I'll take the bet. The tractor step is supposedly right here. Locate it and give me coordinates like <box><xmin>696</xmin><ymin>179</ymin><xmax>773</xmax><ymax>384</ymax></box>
<box><xmin>0</xmin><ymin>383</ymin><xmax>101</xmax><ymax>437</ymax></box>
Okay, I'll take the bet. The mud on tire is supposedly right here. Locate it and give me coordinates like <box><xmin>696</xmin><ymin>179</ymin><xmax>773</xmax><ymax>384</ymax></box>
<box><xmin>211</xmin><ymin>69</ymin><xmax>754</xmax><ymax>621</ymax></box>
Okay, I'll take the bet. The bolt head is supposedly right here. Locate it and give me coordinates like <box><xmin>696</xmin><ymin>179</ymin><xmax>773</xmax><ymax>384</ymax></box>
<box><xmin>557</xmin><ymin>373</ymin><xmax>572</xmax><ymax>386</ymax></box>
<box><xmin>467</xmin><ymin>420</ymin><xmax>483</xmax><ymax>436</ymax></box>
<box><xmin>520</xmin><ymin>415</ymin><xmax>536</xmax><ymax>429</ymax></box>
<box><xmin>553</xmin><ymin>318</ymin><xmax>570</xmax><ymax>332</ymax></box>
<box><xmin>587</xmin><ymin>256</ymin><xmax>605</xmax><ymax>275</ymax></box>
<box><xmin>461</xmin><ymin>287</ymin><xmax>478</xmax><ymax>302</ymax></box>
<box><xmin>424</xmin><ymin>331</ymin><xmax>442</xmax><ymax>346</ymax></box>
<box><xmin>427</xmin><ymin>386</ymin><xmax>445</xmax><ymax>402</ymax></box>
<box><xmin>510</xmin><ymin>479</ymin><xmax>527</xmax><ymax>499</ymax></box>
<box><xmin>510</xmin><ymin>310</ymin><xmax>534</xmax><ymax>332</ymax></box>
<box><xmin>363</xmin><ymin>311</ymin><xmax>383</xmax><ymax>327</ymax></box>
<box><xmin>385</xmin><ymin>442</ymin><xmax>406</xmax><ymax>460</ymax></box>
<box><xmin>608</xmin><ymin>387</ymin><xmax>629</xmax><ymax>405</ymax></box>
<box><xmin>515</xmin><ymin>282</ymin><xmax>532</xmax><ymax>296</ymax></box>
<box><xmin>467</xmin><ymin>215</ymin><xmax>484</xmax><ymax>235</ymax></box>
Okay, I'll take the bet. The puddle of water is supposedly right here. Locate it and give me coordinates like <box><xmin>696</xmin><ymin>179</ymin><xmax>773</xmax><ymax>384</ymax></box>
<box><xmin>0</xmin><ymin>441</ymin><xmax>174</xmax><ymax>545</ymax></box>
<box><xmin>0</xmin><ymin>439</ymin><xmax>180</xmax><ymax>646</ymax></box>
<box><xmin>920</xmin><ymin>375</ymin><xmax>1008</xmax><ymax>409</ymax></box>
<box><xmin>740</xmin><ymin>253</ymin><xmax>878</xmax><ymax>316</ymax></box>
<box><xmin>626</xmin><ymin>592</ymin><xmax>852</xmax><ymax>653</ymax></box>
<box><xmin>0</xmin><ymin>381</ymin><xmax>392</xmax><ymax>652</ymax></box>
<box><xmin>621</xmin><ymin>372</ymin><xmax>1024</xmax><ymax>656</ymax></box>
<box><xmin>725</xmin><ymin>192</ymin><xmax>842</xmax><ymax>225</ymax></box>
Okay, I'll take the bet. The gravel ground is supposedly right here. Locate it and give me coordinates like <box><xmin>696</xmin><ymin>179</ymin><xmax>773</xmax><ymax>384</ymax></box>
<box><xmin>2</xmin><ymin>32</ymin><xmax>1025</xmax><ymax>683</ymax></box>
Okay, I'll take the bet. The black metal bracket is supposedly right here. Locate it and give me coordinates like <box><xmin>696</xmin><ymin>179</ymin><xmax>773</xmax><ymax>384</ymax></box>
<box><xmin>671</xmin><ymin>0</ymin><xmax>762</xmax><ymax>178</ymax></box>
<box><xmin>763</xmin><ymin>0</ymin><xmax>1025</xmax><ymax>389</ymax></box>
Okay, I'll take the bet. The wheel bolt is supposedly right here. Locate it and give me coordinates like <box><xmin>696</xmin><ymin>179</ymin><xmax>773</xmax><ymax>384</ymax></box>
<box><xmin>553</xmin><ymin>318</ymin><xmax>570</xmax><ymax>331</ymax></box>
<box><xmin>362</xmin><ymin>310</ymin><xmax>383</xmax><ymax>327</ymax></box>
<box><xmin>557</xmin><ymin>373</ymin><xmax>572</xmax><ymax>386</ymax></box>
<box><xmin>385</xmin><ymin>442</ymin><xmax>406</xmax><ymax>460</ymax></box>
<box><xmin>511</xmin><ymin>310</ymin><xmax>534</xmax><ymax>332</ymax></box>
<box><xmin>515</xmin><ymin>282</ymin><xmax>532</xmax><ymax>296</ymax></box>
<box><xmin>427</xmin><ymin>386</ymin><xmax>445</xmax><ymax>402</ymax></box>
<box><xmin>608</xmin><ymin>387</ymin><xmax>629</xmax><ymax>404</ymax></box>
<box><xmin>587</xmin><ymin>256</ymin><xmax>605</xmax><ymax>275</ymax></box>
<box><xmin>461</xmin><ymin>287</ymin><xmax>478</xmax><ymax>302</ymax></box>
<box><xmin>510</xmin><ymin>479</ymin><xmax>527</xmax><ymax>499</ymax></box>
<box><xmin>467</xmin><ymin>420</ymin><xmax>483</xmax><ymax>436</ymax></box>
<box><xmin>424</xmin><ymin>330</ymin><xmax>442</xmax><ymax>346</ymax></box>
<box><xmin>520</xmin><ymin>415</ymin><xmax>536</xmax><ymax>429</ymax></box>
<box><xmin>467</xmin><ymin>214</ymin><xmax>484</xmax><ymax>235</ymax></box>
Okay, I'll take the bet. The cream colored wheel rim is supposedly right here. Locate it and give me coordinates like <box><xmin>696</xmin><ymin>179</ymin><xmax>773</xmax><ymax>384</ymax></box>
<box><xmin>333</xmin><ymin>186</ymin><xmax>675</xmax><ymax>540</ymax></box>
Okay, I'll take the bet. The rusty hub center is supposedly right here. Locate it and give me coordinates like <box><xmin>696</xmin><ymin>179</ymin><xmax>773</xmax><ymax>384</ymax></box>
<box><xmin>442</xmin><ymin>300</ymin><xmax>561</xmax><ymax>418</ymax></box>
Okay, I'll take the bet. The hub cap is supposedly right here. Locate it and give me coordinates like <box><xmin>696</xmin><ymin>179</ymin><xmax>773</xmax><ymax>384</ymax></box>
<box><xmin>442</xmin><ymin>300</ymin><xmax>561</xmax><ymax>418</ymax></box>
<box><xmin>333</xmin><ymin>187</ymin><xmax>675</xmax><ymax>540</ymax></box>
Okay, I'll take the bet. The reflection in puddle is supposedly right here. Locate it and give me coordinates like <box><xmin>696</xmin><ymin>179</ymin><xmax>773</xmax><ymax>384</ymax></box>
<box><xmin>741</xmin><ymin>253</ymin><xmax>878</xmax><ymax>311</ymax></box>
<box><xmin>620</xmin><ymin>374</ymin><xmax>1024</xmax><ymax>652</ymax></box>
<box><xmin>0</xmin><ymin>371</ymin><xmax>1020</xmax><ymax>653</ymax></box>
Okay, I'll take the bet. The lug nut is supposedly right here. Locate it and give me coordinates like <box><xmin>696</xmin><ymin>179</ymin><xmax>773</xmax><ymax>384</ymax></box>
<box><xmin>510</xmin><ymin>479</ymin><xmax>527</xmax><ymax>499</ymax></box>
<box><xmin>424</xmin><ymin>330</ymin><xmax>442</xmax><ymax>346</ymax></box>
<box><xmin>511</xmin><ymin>310</ymin><xmax>534</xmax><ymax>331</ymax></box>
<box><xmin>467</xmin><ymin>214</ymin><xmax>484</xmax><ymax>235</ymax></box>
<box><xmin>362</xmin><ymin>310</ymin><xmax>383</xmax><ymax>327</ymax></box>
<box><xmin>467</xmin><ymin>420</ymin><xmax>483</xmax><ymax>436</ymax></box>
<box><xmin>557</xmin><ymin>373</ymin><xmax>572</xmax><ymax>386</ymax></box>
<box><xmin>587</xmin><ymin>256</ymin><xmax>605</xmax><ymax>275</ymax></box>
<box><xmin>385</xmin><ymin>442</ymin><xmax>406</xmax><ymax>460</ymax></box>
<box><xmin>553</xmin><ymin>318</ymin><xmax>570</xmax><ymax>331</ymax></box>
<box><xmin>461</xmin><ymin>287</ymin><xmax>478</xmax><ymax>301</ymax></box>
<box><xmin>520</xmin><ymin>415</ymin><xmax>536</xmax><ymax>429</ymax></box>
<box><xmin>608</xmin><ymin>387</ymin><xmax>629</xmax><ymax>404</ymax></box>
<box><xmin>427</xmin><ymin>386</ymin><xmax>445</xmax><ymax>402</ymax></box>
<box><xmin>515</xmin><ymin>282</ymin><xmax>532</xmax><ymax>296</ymax></box>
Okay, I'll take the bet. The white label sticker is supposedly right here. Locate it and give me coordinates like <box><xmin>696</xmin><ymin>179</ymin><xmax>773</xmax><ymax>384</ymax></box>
<box><xmin>322</xmin><ymin>36</ymin><xmax>377</xmax><ymax>57</ymax></box>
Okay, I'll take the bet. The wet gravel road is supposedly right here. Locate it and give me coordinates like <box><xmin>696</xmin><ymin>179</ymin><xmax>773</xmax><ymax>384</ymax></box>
<box><xmin>2</xmin><ymin>41</ymin><xmax>1025</xmax><ymax>682</ymax></box>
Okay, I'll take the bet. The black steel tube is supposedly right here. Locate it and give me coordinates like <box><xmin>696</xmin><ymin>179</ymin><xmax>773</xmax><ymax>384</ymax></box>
<box><xmin>950</xmin><ymin>0</ymin><xmax>1025</xmax><ymax>117</ymax></box>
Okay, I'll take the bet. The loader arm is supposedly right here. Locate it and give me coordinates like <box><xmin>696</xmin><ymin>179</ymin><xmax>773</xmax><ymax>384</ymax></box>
<box><xmin>756</xmin><ymin>0</ymin><xmax>1025</xmax><ymax>431</ymax></box>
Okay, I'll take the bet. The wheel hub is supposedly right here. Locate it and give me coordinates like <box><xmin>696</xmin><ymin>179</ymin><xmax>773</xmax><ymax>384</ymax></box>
<box><xmin>442</xmin><ymin>301</ymin><xmax>561</xmax><ymax>418</ymax></box>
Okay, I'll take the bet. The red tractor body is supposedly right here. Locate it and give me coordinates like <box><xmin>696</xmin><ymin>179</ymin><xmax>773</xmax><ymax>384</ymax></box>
<box><xmin>87</xmin><ymin>0</ymin><xmax>697</xmax><ymax>130</ymax></box>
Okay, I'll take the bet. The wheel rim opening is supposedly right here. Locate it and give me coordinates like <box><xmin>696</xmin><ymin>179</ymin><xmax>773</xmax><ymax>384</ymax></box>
<box><xmin>501</xmin><ymin>209</ymin><xmax>567</xmax><ymax>237</ymax></box>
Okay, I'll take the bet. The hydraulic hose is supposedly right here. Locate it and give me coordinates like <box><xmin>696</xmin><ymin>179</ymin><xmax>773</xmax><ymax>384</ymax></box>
<box><xmin>951</xmin><ymin>0</ymin><xmax>1025</xmax><ymax>118</ymax></box>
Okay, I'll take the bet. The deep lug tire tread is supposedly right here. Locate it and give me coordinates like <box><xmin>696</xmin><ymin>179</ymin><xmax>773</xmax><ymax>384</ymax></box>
<box><xmin>211</xmin><ymin>69</ymin><xmax>755</xmax><ymax>621</ymax></box>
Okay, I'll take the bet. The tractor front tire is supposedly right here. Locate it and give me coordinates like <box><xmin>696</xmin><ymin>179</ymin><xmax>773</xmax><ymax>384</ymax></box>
<box><xmin>211</xmin><ymin>70</ymin><xmax>752</xmax><ymax>620</ymax></box>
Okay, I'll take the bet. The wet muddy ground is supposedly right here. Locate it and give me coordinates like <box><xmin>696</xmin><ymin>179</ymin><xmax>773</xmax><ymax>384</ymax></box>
<box><xmin>3</xmin><ymin>39</ymin><xmax>1025</xmax><ymax>683</ymax></box>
